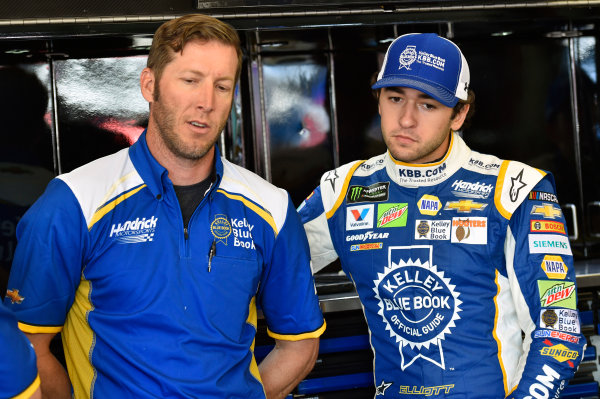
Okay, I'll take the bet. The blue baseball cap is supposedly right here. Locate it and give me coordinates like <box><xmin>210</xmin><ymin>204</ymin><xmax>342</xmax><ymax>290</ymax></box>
<box><xmin>372</xmin><ymin>33</ymin><xmax>470</xmax><ymax>107</ymax></box>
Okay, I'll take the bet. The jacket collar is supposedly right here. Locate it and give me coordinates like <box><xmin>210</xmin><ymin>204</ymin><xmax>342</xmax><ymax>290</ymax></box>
<box><xmin>385</xmin><ymin>132</ymin><xmax>471</xmax><ymax>187</ymax></box>
<box><xmin>128</xmin><ymin>130</ymin><xmax>223</xmax><ymax>198</ymax></box>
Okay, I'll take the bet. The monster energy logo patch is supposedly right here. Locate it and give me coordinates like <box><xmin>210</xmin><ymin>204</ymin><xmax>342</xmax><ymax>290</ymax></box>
<box><xmin>347</xmin><ymin>182</ymin><xmax>390</xmax><ymax>203</ymax></box>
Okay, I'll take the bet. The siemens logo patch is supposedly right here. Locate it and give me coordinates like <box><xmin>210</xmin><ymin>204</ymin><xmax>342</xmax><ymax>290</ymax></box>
<box><xmin>450</xmin><ymin>180</ymin><xmax>493</xmax><ymax>199</ymax></box>
<box><xmin>529</xmin><ymin>234</ymin><xmax>572</xmax><ymax>255</ymax></box>
<box><xmin>110</xmin><ymin>216</ymin><xmax>158</xmax><ymax>244</ymax></box>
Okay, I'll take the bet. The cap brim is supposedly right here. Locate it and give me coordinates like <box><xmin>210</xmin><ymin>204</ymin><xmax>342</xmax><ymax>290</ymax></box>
<box><xmin>372</xmin><ymin>76</ymin><xmax>459</xmax><ymax>108</ymax></box>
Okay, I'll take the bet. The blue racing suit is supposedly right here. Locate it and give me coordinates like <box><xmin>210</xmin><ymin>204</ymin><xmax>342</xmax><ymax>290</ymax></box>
<box><xmin>298</xmin><ymin>132</ymin><xmax>584</xmax><ymax>398</ymax></box>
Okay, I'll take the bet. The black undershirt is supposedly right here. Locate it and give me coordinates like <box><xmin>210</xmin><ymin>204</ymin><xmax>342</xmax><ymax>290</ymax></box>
<box><xmin>173</xmin><ymin>176</ymin><xmax>212</xmax><ymax>229</ymax></box>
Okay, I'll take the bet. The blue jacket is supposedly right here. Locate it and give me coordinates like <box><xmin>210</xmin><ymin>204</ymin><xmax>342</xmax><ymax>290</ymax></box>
<box><xmin>5</xmin><ymin>131</ymin><xmax>325</xmax><ymax>398</ymax></box>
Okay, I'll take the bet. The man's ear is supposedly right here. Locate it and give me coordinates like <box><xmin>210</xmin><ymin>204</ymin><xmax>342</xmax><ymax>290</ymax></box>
<box><xmin>450</xmin><ymin>103</ymin><xmax>470</xmax><ymax>131</ymax></box>
<box><xmin>140</xmin><ymin>67</ymin><xmax>155</xmax><ymax>103</ymax></box>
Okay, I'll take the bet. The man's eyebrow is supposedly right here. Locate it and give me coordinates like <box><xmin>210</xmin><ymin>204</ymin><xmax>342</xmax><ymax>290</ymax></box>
<box><xmin>181</xmin><ymin>69</ymin><xmax>234</xmax><ymax>82</ymax></box>
<box><xmin>384</xmin><ymin>87</ymin><xmax>434</xmax><ymax>100</ymax></box>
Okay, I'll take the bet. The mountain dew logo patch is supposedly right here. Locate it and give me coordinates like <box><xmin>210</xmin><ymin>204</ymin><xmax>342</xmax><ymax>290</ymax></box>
<box><xmin>373</xmin><ymin>256</ymin><xmax>462</xmax><ymax>370</ymax></box>
<box><xmin>538</xmin><ymin>280</ymin><xmax>577</xmax><ymax>309</ymax></box>
<box><xmin>377</xmin><ymin>203</ymin><xmax>408</xmax><ymax>228</ymax></box>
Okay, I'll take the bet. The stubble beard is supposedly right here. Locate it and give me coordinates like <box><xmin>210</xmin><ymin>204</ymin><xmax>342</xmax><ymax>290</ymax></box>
<box><xmin>151</xmin><ymin>90</ymin><xmax>227</xmax><ymax>161</ymax></box>
<box><xmin>385</xmin><ymin>125</ymin><xmax>452</xmax><ymax>164</ymax></box>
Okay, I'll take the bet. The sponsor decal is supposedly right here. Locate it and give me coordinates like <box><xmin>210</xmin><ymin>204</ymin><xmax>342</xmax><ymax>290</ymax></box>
<box><xmin>350</xmin><ymin>242</ymin><xmax>383</xmax><ymax>251</ymax></box>
<box><xmin>347</xmin><ymin>182</ymin><xmax>390</xmax><ymax>203</ymax></box>
<box><xmin>538</xmin><ymin>281</ymin><xmax>577</xmax><ymax>309</ymax></box>
<box><xmin>529</xmin><ymin>191</ymin><xmax>559</xmax><ymax>204</ymax></box>
<box><xmin>540</xmin><ymin>308</ymin><xmax>580</xmax><ymax>333</ymax></box>
<box><xmin>531</xmin><ymin>220</ymin><xmax>566</xmax><ymax>235</ymax></box>
<box><xmin>509</xmin><ymin>169</ymin><xmax>528</xmax><ymax>202</ymax></box>
<box><xmin>324</xmin><ymin>170</ymin><xmax>339</xmax><ymax>191</ymax></box>
<box><xmin>231</xmin><ymin>218</ymin><xmax>255</xmax><ymax>250</ymax></box>
<box><xmin>397</xmin><ymin>163</ymin><xmax>448</xmax><ymax>184</ymax></box>
<box><xmin>109</xmin><ymin>216</ymin><xmax>158</xmax><ymax>244</ymax></box>
<box><xmin>531</xmin><ymin>203</ymin><xmax>562</xmax><ymax>219</ymax></box>
<box><xmin>450</xmin><ymin>179</ymin><xmax>494</xmax><ymax>199</ymax></box>
<box><xmin>523</xmin><ymin>364</ymin><xmax>562</xmax><ymax>399</ymax></box>
<box><xmin>373</xmin><ymin>248</ymin><xmax>462</xmax><ymax>370</ymax></box>
<box><xmin>533</xmin><ymin>330</ymin><xmax>580</xmax><ymax>344</ymax></box>
<box><xmin>541</xmin><ymin>255</ymin><xmax>568</xmax><ymax>279</ymax></box>
<box><xmin>451</xmin><ymin>217</ymin><xmax>487</xmax><ymax>245</ymax></box>
<box><xmin>529</xmin><ymin>235</ymin><xmax>571</xmax><ymax>255</ymax></box>
<box><xmin>6</xmin><ymin>289</ymin><xmax>24</xmax><ymax>304</ymax></box>
<box><xmin>468</xmin><ymin>158</ymin><xmax>501</xmax><ymax>171</ymax></box>
<box><xmin>346</xmin><ymin>204</ymin><xmax>374</xmax><ymax>230</ymax></box>
<box><xmin>444</xmin><ymin>200</ymin><xmax>487</xmax><ymax>213</ymax></box>
<box><xmin>346</xmin><ymin>231</ymin><xmax>390</xmax><ymax>242</ymax></box>
<box><xmin>399</xmin><ymin>385</ymin><xmax>454</xmax><ymax>395</ymax></box>
<box><xmin>377</xmin><ymin>203</ymin><xmax>408</xmax><ymax>228</ymax></box>
<box><xmin>376</xmin><ymin>381</ymin><xmax>393</xmax><ymax>395</ymax></box>
<box><xmin>211</xmin><ymin>214</ymin><xmax>232</xmax><ymax>244</ymax></box>
<box><xmin>399</xmin><ymin>45</ymin><xmax>447</xmax><ymax>71</ymax></box>
<box><xmin>540</xmin><ymin>341</ymin><xmax>578</xmax><ymax>366</ymax></box>
<box><xmin>360</xmin><ymin>158</ymin><xmax>385</xmax><ymax>171</ymax></box>
<box><xmin>415</xmin><ymin>220</ymin><xmax>451</xmax><ymax>241</ymax></box>
<box><xmin>417</xmin><ymin>195</ymin><xmax>442</xmax><ymax>216</ymax></box>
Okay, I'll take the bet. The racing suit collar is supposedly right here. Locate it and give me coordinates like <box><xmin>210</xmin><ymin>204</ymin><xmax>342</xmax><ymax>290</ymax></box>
<box><xmin>128</xmin><ymin>130</ymin><xmax>223</xmax><ymax>199</ymax></box>
<box><xmin>385</xmin><ymin>132</ymin><xmax>470</xmax><ymax>188</ymax></box>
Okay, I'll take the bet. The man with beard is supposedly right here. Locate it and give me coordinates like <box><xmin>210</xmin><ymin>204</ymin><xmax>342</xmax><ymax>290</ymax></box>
<box><xmin>5</xmin><ymin>14</ymin><xmax>324</xmax><ymax>399</ymax></box>
<box><xmin>298</xmin><ymin>33</ymin><xmax>584</xmax><ymax>398</ymax></box>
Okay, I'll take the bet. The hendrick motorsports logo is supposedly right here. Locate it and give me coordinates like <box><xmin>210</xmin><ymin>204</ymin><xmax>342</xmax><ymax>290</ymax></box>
<box><xmin>373</xmin><ymin>253</ymin><xmax>462</xmax><ymax>370</ymax></box>
<box><xmin>109</xmin><ymin>216</ymin><xmax>158</xmax><ymax>244</ymax></box>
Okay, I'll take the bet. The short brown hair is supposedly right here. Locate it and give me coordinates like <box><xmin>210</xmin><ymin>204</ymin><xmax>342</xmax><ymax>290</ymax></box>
<box><xmin>147</xmin><ymin>14</ymin><xmax>242</xmax><ymax>87</ymax></box>
<box><xmin>451</xmin><ymin>89</ymin><xmax>475</xmax><ymax>129</ymax></box>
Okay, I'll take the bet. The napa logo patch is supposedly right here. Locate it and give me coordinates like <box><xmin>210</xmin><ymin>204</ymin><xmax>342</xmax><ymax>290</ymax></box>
<box><xmin>377</xmin><ymin>203</ymin><xmax>408</xmax><ymax>228</ymax></box>
<box><xmin>211</xmin><ymin>214</ymin><xmax>232</xmax><ymax>244</ymax></box>
<box><xmin>538</xmin><ymin>280</ymin><xmax>576</xmax><ymax>309</ymax></box>
<box><xmin>418</xmin><ymin>195</ymin><xmax>442</xmax><ymax>216</ymax></box>
<box><xmin>541</xmin><ymin>255</ymin><xmax>568</xmax><ymax>279</ymax></box>
<box><xmin>373</xmin><ymin>247</ymin><xmax>462</xmax><ymax>370</ymax></box>
<box><xmin>109</xmin><ymin>216</ymin><xmax>158</xmax><ymax>244</ymax></box>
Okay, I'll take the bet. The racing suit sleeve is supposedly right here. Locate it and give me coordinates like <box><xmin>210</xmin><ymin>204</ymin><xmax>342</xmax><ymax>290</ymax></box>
<box><xmin>504</xmin><ymin>175</ymin><xmax>585</xmax><ymax>398</ymax></box>
<box><xmin>297</xmin><ymin>186</ymin><xmax>339</xmax><ymax>273</ymax></box>
<box><xmin>3</xmin><ymin>178</ymin><xmax>88</xmax><ymax>331</ymax></box>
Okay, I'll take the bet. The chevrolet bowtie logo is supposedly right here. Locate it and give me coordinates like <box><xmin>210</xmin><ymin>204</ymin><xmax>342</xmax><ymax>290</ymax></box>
<box><xmin>444</xmin><ymin>200</ymin><xmax>488</xmax><ymax>213</ymax></box>
<box><xmin>531</xmin><ymin>203</ymin><xmax>562</xmax><ymax>219</ymax></box>
<box><xmin>6</xmin><ymin>289</ymin><xmax>24</xmax><ymax>304</ymax></box>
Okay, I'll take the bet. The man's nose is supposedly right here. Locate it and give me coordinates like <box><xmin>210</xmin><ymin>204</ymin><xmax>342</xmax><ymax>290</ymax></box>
<box><xmin>399</xmin><ymin>103</ymin><xmax>417</xmax><ymax>128</ymax></box>
<box><xmin>195</xmin><ymin>82</ymin><xmax>214</xmax><ymax>112</ymax></box>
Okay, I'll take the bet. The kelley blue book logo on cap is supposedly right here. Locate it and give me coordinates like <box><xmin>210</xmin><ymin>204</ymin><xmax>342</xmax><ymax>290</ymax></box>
<box><xmin>399</xmin><ymin>45</ymin><xmax>447</xmax><ymax>72</ymax></box>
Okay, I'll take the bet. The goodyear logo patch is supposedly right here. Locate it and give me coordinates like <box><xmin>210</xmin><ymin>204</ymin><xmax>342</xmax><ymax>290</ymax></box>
<box><xmin>540</xmin><ymin>343</ymin><xmax>578</xmax><ymax>364</ymax></box>
<box><xmin>350</xmin><ymin>242</ymin><xmax>383</xmax><ymax>251</ymax></box>
<box><xmin>211</xmin><ymin>214</ymin><xmax>232</xmax><ymax>244</ymax></box>
<box><xmin>541</xmin><ymin>255</ymin><xmax>568</xmax><ymax>279</ymax></box>
<box><xmin>418</xmin><ymin>195</ymin><xmax>442</xmax><ymax>216</ymax></box>
<box><xmin>531</xmin><ymin>220</ymin><xmax>566</xmax><ymax>235</ymax></box>
<box><xmin>347</xmin><ymin>182</ymin><xmax>389</xmax><ymax>203</ymax></box>
<box><xmin>377</xmin><ymin>203</ymin><xmax>408</xmax><ymax>228</ymax></box>
<box><xmin>538</xmin><ymin>280</ymin><xmax>577</xmax><ymax>309</ymax></box>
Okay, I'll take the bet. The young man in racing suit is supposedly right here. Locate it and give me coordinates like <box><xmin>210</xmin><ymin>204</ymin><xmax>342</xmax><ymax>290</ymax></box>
<box><xmin>298</xmin><ymin>33</ymin><xmax>585</xmax><ymax>398</ymax></box>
